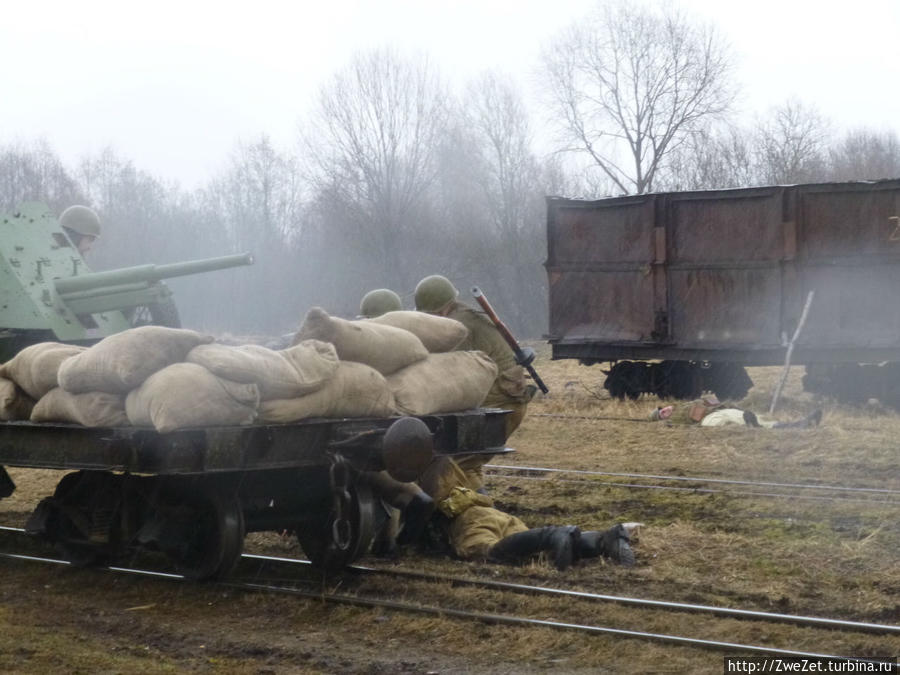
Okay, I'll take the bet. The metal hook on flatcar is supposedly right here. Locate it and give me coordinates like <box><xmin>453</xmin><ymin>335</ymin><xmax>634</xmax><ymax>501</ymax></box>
<box><xmin>328</xmin><ymin>453</ymin><xmax>352</xmax><ymax>552</ymax></box>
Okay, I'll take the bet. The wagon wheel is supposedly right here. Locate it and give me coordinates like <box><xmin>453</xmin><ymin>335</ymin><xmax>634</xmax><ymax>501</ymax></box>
<box><xmin>162</xmin><ymin>487</ymin><xmax>245</xmax><ymax>581</ymax></box>
<box><xmin>296</xmin><ymin>481</ymin><xmax>375</xmax><ymax>571</ymax></box>
<box><xmin>36</xmin><ymin>471</ymin><xmax>120</xmax><ymax>568</ymax></box>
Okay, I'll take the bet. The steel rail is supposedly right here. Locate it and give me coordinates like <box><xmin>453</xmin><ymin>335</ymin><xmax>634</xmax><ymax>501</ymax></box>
<box><xmin>239</xmin><ymin>554</ymin><xmax>900</xmax><ymax>636</ymax></box>
<box><xmin>2</xmin><ymin>527</ymin><xmax>897</xmax><ymax>635</ymax></box>
<box><xmin>485</xmin><ymin>473</ymin><xmax>900</xmax><ymax>505</ymax></box>
<box><xmin>0</xmin><ymin>540</ymin><xmax>895</xmax><ymax>662</ymax></box>
<box><xmin>230</xmin><ymin>579</ymin><xmax>887</xmax><ymax>663</ymax></box>
<box><xmin>485</xmin><ymin>464</ymin><xmax>900</xmax><ymax>495</ymax></box>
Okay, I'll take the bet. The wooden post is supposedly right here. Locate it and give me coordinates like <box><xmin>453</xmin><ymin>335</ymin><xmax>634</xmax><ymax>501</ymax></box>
<box><xmin>769</xmin><ymin>291</ymin><xmax>815</xmax><ymax>415</ymax></box>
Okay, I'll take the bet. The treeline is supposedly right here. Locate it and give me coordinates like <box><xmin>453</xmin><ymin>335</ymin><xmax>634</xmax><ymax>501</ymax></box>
<box><xmin>2</xmin><ymin>7</ymin><xmax>899</xmax><ymax>338</ymax></box>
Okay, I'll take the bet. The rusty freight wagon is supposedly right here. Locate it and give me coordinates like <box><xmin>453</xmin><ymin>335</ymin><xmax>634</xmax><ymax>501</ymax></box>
<box><xmin>545</xmin><ymin>179</ymin><xmax>900</xmax><ymax>405</ymax></box>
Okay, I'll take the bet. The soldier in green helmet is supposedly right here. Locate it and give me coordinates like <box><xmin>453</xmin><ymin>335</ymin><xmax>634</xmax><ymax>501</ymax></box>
<box><xmin>359</xmin><ymin>288</ymin><xmax>402</xmax><ymax>318</ymax></box>
<box><xmin>415</xmin><ymin>274</ymin><xmax>533</xmax><ymax>440</ymax></box>
<box><xmin>59</xmin><ymin>205</ymin><xmax>101</xmax><ymax>257</ymax></box>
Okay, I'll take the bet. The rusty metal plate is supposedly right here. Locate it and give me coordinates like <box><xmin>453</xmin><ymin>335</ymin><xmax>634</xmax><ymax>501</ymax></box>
<box><xmin>548</xmin><ymin>269</ymin><xmax>656</xmax><ymax>341</ymax></box>
<box><xmin>795</xmin><ymin>263</ymin><xmax>900</xmax><ymax>347</ymax></box>
<box><xmin>669</xmin><ymin>268</ymin><xmax>782</xmax><ymax>346</ymax></box>
<box><xmin>547</xmin><ymin>196</ymin><xmax>656</xmax><ymax>264</ymax></box>
<box><xmin>668</xmin><ymin>187</ymin><xmax>784</xmax><ymax>263</ymax></box>
<box><xmin>798</xmin><ymin>181</ymin><xmax>900</xmax><ymax>259</ymax></box>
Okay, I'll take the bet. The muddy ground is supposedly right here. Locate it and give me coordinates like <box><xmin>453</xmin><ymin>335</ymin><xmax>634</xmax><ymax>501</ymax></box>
<box><xmin>1</xmin><ymin>350</ymin><xmax>898</xmax><ymax>674</ymax></box>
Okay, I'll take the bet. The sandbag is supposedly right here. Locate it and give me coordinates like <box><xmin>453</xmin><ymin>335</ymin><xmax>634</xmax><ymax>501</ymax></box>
<box><xmin>387</xmin><ymin>351</ymin><xmax>498</xmax><ymax>415</ymax></box>
<box><xmin>31</xmin><ymin>388</ymin><xmax>128</xmax><ymax>427</ymax></box>
<box><xmin>293</xmin><ymin>307</ymin><xmax>427</xmax><ymax>375</ymax></box>
<box><xmin>0</xmin><ymin>376</ymin><xmax>35</xmax><ymax>421</ymax></box>
<box><xmin>59</xmin><ymin>326</ymin><xmax>214</xmax><ymax>395</ymax></box>
<box><xmin>186</xmin><ymin>339</ymin><xmax>339</xmax><ymax>400</ymax></box>
<box><xmin>125</xmin><ymin>362</ymin><xmax>259</xmax><ymax>433</ymax></box>
<box><xmin>0</xmin><ymin>342</ymin><xmax>87</xmax><ymax>399</ymax></box>
<box><xmin>368</xmin><ymin>311</ymin><xmax>468</xmax><ymax>353</ymax></box>
<box><xmin>259</xmin><ymin>361</ymin><xmax>396</xmax><ymax>422</ymax></box>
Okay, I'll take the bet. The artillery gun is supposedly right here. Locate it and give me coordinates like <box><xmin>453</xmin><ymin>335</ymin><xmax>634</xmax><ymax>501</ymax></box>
<box><xmin>0</xmin><ymin>202</ymin><xmax>253</xmax><ymax>361</ymax></box>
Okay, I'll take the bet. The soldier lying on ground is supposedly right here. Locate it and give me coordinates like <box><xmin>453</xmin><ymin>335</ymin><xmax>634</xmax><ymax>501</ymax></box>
<box><xmin>369</xmin><ymin>453</ymin><xmax>636</xmax><ymax>571</ymax></box>
<box><xmin>650</xmin><ymin>395</ymin><xmax>822</xmax><ymax>428</ymax></box>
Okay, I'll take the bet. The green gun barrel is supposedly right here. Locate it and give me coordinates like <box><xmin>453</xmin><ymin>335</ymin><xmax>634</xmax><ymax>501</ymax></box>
<box><xmin>55</xmin><ymin>252</ymin><xmax>254</xmax><ymax>297</ymax></box>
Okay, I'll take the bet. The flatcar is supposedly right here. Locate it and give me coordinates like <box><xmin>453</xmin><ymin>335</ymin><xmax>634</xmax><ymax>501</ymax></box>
<box><xmin>0</xmin><ymin>411</ymin><xmax>509</xmax><ymax>579</ymax></box>
<box><xmin>545</xmin><ymin>179</ymin><xmax>900</xmax><ymax>405</ymax></box>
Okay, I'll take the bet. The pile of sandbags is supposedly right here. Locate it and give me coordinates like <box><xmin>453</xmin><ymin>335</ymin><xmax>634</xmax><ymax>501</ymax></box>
<box><xmin>0</xmin><ymin>306</ymin><xmax>497</xmax><ymax>432</ymax></box>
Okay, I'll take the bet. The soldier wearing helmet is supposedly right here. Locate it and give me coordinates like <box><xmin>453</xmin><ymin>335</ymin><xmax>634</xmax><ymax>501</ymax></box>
<box><xmin>359</xmin><ymin>288</ymin><xmax>402</xmax><ymax>318</ymax></box>
<box><xmin>59</xmin><ymin>205</ymin><xmax>101</xmax><ymax>257</ymax></box>
<box><xmin>414</xmin><ymin>274</ymin><xmax>534</xmax><ymax>503</ymax></box>
<box><xmin>415</xmin><ymin>275</ymin><xmax>533</xmax><ymax>439</ymax></box>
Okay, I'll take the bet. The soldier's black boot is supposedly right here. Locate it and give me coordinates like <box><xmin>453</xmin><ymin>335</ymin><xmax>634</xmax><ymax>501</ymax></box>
<box><xmin>396</xmin><ymin>493</ymin><xmax>435</xmax><ymax>547</ymax></box>
<box><xmin>488</xmin><ymin>525</ymin><xmax>581</xmax><ymax>571</ymax></box>
<box><xmin>577</xmin><ymin>524</ymin><xmax>635</xmax><ymax>566</ymax></box>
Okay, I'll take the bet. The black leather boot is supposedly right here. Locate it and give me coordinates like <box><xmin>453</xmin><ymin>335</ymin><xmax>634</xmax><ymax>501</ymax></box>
<box><xmin>488</xmin><ymin>525</ymin><xmax>581</xmax><ymax>571</ymax></box>
<box><xmin>577</xmin><ymin>524</ymin><xmax>635</xmax><ymax>566</ymax></box>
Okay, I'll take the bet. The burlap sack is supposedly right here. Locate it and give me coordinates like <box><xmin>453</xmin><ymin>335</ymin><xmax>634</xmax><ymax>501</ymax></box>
<box><xmin>0</xmin><ymin>342</ymin><xmax>87</xmax><ymax>399</ymax></box>
<box><xmin>0</xmin><ymin>376</ymin><xmax>35</xmax><ymax>421</ymax></box>
<box><xmin>125</xmin><ymin>362</ymin><xmax>259</xmax><ymax>433</ymax></box>
<box><xmin>186</xmin><ymin>339</ymin><xmax>339</xmax><ymax>400</ymax></box>
<box><xmin>387</xmin><ymin>351</ymin><xmax>498</xmax><ymax>416</ymax></box>
<box><xmin>259</xmin><ymin>361</ymin><xmax>396</xmax><ymax>422</ymax></box>
<box><xmin>59</xmin><ymin>326</ymin><xmax>214</xmax><ymax>395</ymax></box>
<box><xmin>369</xmin><ymin>311</ymin><xmax>469</xmax><ymax>353</ymax></box>
<box><xmin>293</xmin><ymin>307</ymin><xmax>427</xmax><ymax>375</ymax></box>
<box><xmin>31</xmin><ymin>388</ymin><xmax>128</xmax><ymax>427</ymax></box>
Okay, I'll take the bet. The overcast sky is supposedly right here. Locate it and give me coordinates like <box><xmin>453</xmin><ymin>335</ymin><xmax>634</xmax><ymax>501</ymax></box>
<box><xmin>2</xmin><ymin>0</ymin><xmax>898</xmax><ymax>189</ymax></box>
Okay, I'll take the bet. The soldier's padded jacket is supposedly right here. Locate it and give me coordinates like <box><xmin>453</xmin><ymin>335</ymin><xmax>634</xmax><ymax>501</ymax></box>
<box><xmin>446</xmin><ymin>302</ymin><xmax>529</xmax><ymax>407</ymax></box>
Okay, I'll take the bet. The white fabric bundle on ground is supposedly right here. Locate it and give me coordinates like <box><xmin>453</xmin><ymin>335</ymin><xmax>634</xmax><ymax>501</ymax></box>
<box><xmin>293</xmin><ymin>307</ymin><xmax>427</xmax><ymax>375</ymax></box>
<box><xmin>186</xmin><ymin>339</ymin><xmax>339</xmax><ymax>400</ymax></box>
<box><xmin>0</xmin><ymin>342</ymin><xmax>87</xmax><ymax>399</ymax></box>
<box><xmin>125</xmin><ymin>362</ymin><xmax>259</xmax><ymax>432</ymax></box>
<box><xmin>259</xmin><ymin>361</ymin><xmax>396</xmax><ymax>422</ymax></box>
<box><xmin>31</xmin><ymin>388</ymin><xmax>129</xmax><ymax>427</ymax></box>
<box><xmin>59</xmin><ymin>326</ymin><xmax>214</xmax><ymax>395</ymax></box>
<box><xmin>387</xmin><ymin>351</ymin><xmax>498</xmax><ymax>415</ymax></box>
<box><xmin>0</xmin><ymin>376</ymin><xmax>35</xmax><ymax>421</ymax></box>
<box><xmin>368</xmin><ymin>311</ymin><xmax>469</xmax><ymax>352</ymax></box>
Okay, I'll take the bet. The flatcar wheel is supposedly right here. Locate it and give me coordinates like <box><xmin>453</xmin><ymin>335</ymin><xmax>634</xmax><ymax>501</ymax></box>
<box><xmin>296</xmin><ymin>482</ymin><xmax>375</xmax><ymax>571</ymax></box>
<box><xmin>167</xmin><ymin>490</ymin><xmax>245</xmax><ymax>581</ymax></box>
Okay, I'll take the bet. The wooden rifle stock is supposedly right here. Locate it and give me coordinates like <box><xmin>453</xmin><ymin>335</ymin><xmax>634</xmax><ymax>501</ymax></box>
<box><xmin>471</xmin><ymin>287</ymin><xmax>548</xmax><ymax>394</ymax></box>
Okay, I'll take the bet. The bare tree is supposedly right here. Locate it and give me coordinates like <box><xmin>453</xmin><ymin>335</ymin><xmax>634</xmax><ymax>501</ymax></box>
<box><xmin>0</xmin><ymin>139</ymin><xmax>85</xmax><ymax>213</ymax></box>
<box><xmin>754</xmin><ymin>99</ymin><xmax>830</xmax><ymax>184</ymax></box>
<box><xmin>301</xmin><ymin>47</ymin><xmax>451</xmax><ymax>291</ymax></box>
<box><xmin>660</xmin><ymin>124</ymin><xmax>755</xmax><ymax>190</ymax></box>
<box><xmin>828</xmin><ymin>128</ymin><xmax>900</xmax><ymax>181</ymax></box>
<box><xmin>458</xmin><ymin>71</ymin><xmax>548</xmax><ymax>335</ymax></box>
<box><xmin>540</xmin><ymin>1</ymin><xmax>734</xmax><ymax>194</ymax></box>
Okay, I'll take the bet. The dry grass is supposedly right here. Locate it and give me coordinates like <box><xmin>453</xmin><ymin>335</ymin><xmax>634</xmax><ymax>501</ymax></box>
<box><xmin>1</xmin><ymin>353</ymin><xmax>898</xmax><ymax>673</ymax></box>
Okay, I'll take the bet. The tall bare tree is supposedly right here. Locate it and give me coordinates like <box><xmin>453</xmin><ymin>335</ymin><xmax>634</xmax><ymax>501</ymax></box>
<box><xmin>754</xmin><ymin>99</ymin><xmax>830</xmax><ymax>184</ymax></box>
<box><xmin>540</xmin><ymin>1</ymin><xmax>734</xmax><ymax>194</ymax></box>
<box><xmin>0</xmin><ymin>139</ymin><xmax>85</xmax><ymax>213</ymax></box>
<box><xmin>301</xmin><ymin>47</ymin><xmax>451</xmax><ymax>291</ymax></box>
<box><xmin>459</xmin><ymin>71</ymin><xmax>549</xmax><ymax>335</ymax></box>
<box><xmin>828</xmin><ymin>128</ymin><xmax>900</xmax><ymax>181</ymax></box>
<box><xmin>660</xmin><ymin>124</ymin><xmax>755</xmax><ymax>190</ymax></box>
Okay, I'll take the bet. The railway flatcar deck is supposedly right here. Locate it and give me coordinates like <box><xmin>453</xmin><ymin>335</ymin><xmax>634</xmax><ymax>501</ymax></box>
<box><xmin>0</xmin><ymin>410</ymin><xmax>510</xmax><ymax>580</ymax></box>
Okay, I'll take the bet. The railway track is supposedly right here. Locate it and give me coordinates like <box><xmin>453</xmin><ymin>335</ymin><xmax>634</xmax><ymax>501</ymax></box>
<box><xmin>0</xmin><ymin>526</ymin><xmax>897</xmax><ymax>666</ymax></box>
<box><xmin>484</xmin><ymin>464</ymin><xmax>900</xmax><ymax>505</ymax></box>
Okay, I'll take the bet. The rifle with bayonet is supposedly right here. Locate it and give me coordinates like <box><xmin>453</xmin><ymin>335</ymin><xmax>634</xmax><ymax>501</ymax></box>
<box><xmin>471</xmin><ymin>287</ymin><xmax>548</xmax><ymax>394</ymax></box>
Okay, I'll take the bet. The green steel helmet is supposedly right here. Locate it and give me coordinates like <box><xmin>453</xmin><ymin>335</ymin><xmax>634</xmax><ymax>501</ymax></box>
<box><xmin>360</xmin><ymin>288</ymin><xmax>402</xmax><ymax>318</ymax></box>
<box><xmin>414</xmin><ymin>275</ymin><xmax>458</xmax><ymax>313</ymax></box>
<box><xmin>59</xmin><ymin>205</ymin><xmax>101</xmax><ymax>238</ymax></box>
